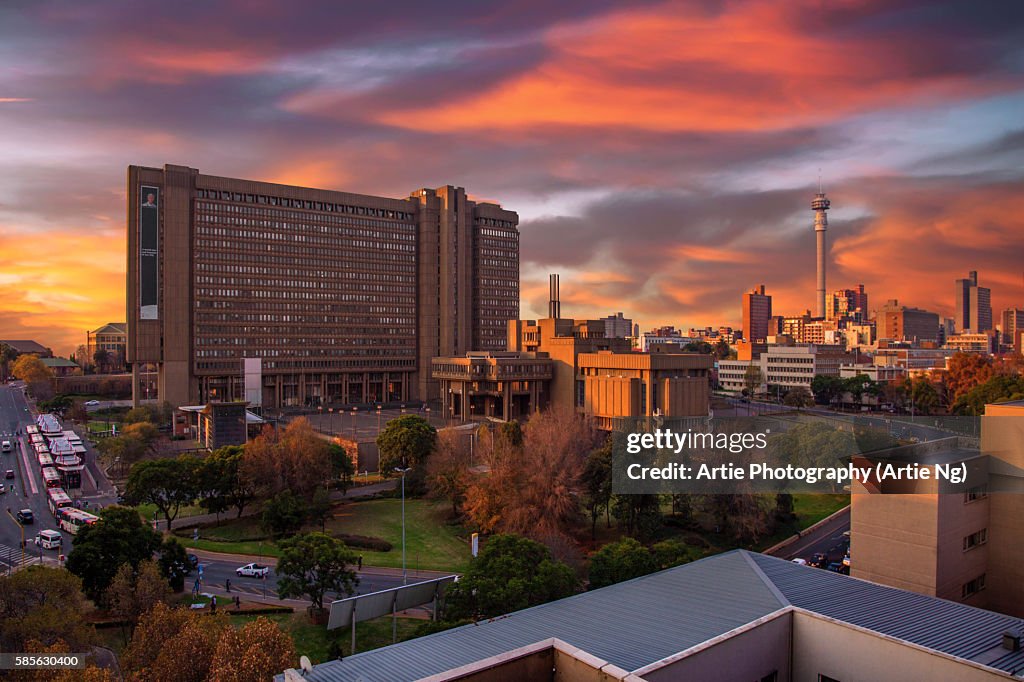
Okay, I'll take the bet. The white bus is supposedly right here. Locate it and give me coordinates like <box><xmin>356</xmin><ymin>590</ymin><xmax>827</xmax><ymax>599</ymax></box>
<box><xmin>37</xmin><ymin>452</ymin><xmax>54</xmax><ymax>469</ymax></box>
<box><xmin>41</xmin><ymin>467</ymin><xmax>61</xmax><ymax>489</ymax></box>
<box><xmin>47</xmin><ymin>488</ymin><xmax>72</xmax><ymax>516</ymax></box>
<box><xmin>57</xmin><ymin>508</ymin><xmax>98</xmax><ymax>535</ymax></box>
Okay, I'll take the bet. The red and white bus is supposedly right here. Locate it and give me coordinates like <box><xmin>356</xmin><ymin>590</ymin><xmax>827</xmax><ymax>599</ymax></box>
<box><xmin>41</xmin><ymin>467</ymin><xmax>61</xmax><ymax>489</ymax></box>
<box><xmin>57</xmin><ymin>508</ymin><xmax>99</xmax><ymax>535</ymax></box>
<box><xmin>47</xmin><ymin>488</ymin><xmax>72</xmax><ymax>516</ymax></box>
<box><xmin>37</xmin><ymin>452</ymin><xmax>54</xmax><ymax>469</ymax></box>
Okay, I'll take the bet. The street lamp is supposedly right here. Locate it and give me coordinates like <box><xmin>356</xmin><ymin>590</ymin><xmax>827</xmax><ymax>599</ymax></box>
<box><xmin>376</xmin><ymin>405</ymin><xmax>382</xmax><ymax>431</ymax></box>
<box><xmin>393</xmin><ymin>466</ymin><xmax>410</xmax><ymax>584</ymax></box>
<box><xmin>328</xmin><ymin>407</ymin><xmax>334</xmax><ymax>435</ymax></box>
<box><xmin>317</xmin><ymin>406</ymin><xmax>323</xmax><ymax>433</ymax></box>
<box><xmin>351</xmin><ymin>407</ymin><xmax>358</xmax><ymax>438</ymax></box>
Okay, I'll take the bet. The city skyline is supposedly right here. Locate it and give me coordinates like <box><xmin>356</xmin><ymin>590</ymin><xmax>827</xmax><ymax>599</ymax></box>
<box><xmin>2</xmin><ymin>1</ymin><xmax>1024</xmax><ymax>355</ymax></box>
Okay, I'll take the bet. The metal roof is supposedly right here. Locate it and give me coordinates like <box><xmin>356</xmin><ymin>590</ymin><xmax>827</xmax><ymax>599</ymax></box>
<box><xmin>293</xmin><ymin>550</ymin><xmax>1024</xmax><ymax>681</ymax></box>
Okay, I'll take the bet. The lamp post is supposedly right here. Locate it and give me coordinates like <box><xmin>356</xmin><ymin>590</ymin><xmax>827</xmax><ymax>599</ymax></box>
<box><xmin>317</xmin><ymin>406</ymin><xmax>323</xmax><ymax>433</ymax></box>
<box><xmin>393</xmin><ymin>467</ymin><xmax>410</xmax><ymax>584</ymax></box>
<box><xmin>376</xmin><ymin>405</ymin><xmax>382</xmax><ymax>432</ymax></box>
<box><xmin>328</xmin><ymin>407</ymin><xmax>334</xmax><ymax>435</ymax></box>
<box><xmin>351</xmin><ymin>407</ymin><xmax>358</xmax><ymax>439</ymax></box>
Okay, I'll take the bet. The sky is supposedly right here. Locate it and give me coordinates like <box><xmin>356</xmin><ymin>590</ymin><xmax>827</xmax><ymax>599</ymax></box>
<box><xmin>2</xmin><ymin>0</ymin><xmax>1024</xmax><ymax>356</ymax></box>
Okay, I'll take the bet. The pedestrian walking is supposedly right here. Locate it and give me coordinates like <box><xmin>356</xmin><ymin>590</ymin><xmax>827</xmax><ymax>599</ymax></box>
<box><xmin>357</xmin><ymin>555</ymin><xmax>363</xmax><ymax>570</ymax></box>
<box><xmin>210</xmin><ymin>597</ymin><xmax>216</xmax><ymax>613</ymax></box>
<box><xmin>225</xmin><ymin>578</ymin><xmax>231</xmax><ymax>593</ymax></box>
<box><xmin>234</xmin><ymin>595</ymin><xmax>241</xmax><ymax>610</ymax></box>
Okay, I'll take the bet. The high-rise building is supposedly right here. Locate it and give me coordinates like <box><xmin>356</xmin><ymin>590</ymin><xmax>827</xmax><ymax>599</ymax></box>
<box><xmin>955</xmin><ymin>271</ymin><xmax>993</xmax><ymax>333</ymax></box>
<box><xmin>126</xmin><ymin>164</ymin><xmax>519</xmax><ymax>409</ymax></box>
<box><xmin>812</xmin><ymin>189</ymin><xmax>831</xmax><ymax>318</ymax></box>
<box><xmin>825</xmin><ymin>284</ymin><xmax>868</xmax><ymax>322</ymax></box>
<box><xmin>599</xmin><ymin>312</ymin><xmax>633</xmax><ymax>339</ymax></box>
<box><xmin>742</xmin><ymin>284</ymin><xmax>772</xmax><ymax>342</ymax></box>
<box><xmin>875</xmin><ymin>299</ymin><xmax>940</xmax><ymax>344</ymax></box>
<box><xmin>1000</xmin><ymin>308</ymin><xmax>1024</xmax><ymax>347</ymax></box>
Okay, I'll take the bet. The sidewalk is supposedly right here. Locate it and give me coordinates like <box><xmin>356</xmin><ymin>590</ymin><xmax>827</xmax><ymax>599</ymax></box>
<box><xmin>167</xmin><ymin>479</ymin><xmax>397</xmax><ymax>531</ymax></box>
<box><xmin>187</xmin><ymin>546</ymin><xmax>455</xmax><ymax>580</ymax></box>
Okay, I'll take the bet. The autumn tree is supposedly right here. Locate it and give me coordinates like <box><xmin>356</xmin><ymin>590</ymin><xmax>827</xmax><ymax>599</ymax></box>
<box><xmin>242</xmin><ymin>419</ymin><xmax>332</xmax><ymax>499</ymax></box>
<box><xmin>425</xmin><ymin>428</ymin><xmax>473</xmax><ymax>516</ymax></box>
<box><xmin>783</xmin><ymin>387</ymin><xmax>814</xmax><ymax>408</ymax></box>
<box><xmin>945</xmin><ymin>352</ymin><xmax>997</xmax><ymax>404</ymax></box>
<box><xmin>207</xmin><ymin>617</ymin><xmax>296</xmax><ymax>682</ymax></box>
<box><xmin>121</xmin><ymin>602</ymin><xmax>229</xmax><ymax>682</ymax></box>
<box><xmin>106</xmin><ymin>559</ymin><xmax>172</xmax><ymax>643</ymax></box>
<box><xmin>742</xmin><ymin>364</ymin><xmax>764</xmax><ymax>397</ymax></box>
<box><xmin>11</xmin><ymin>354</ymin><xmax>52</xmax><ymax>384</ymax></box>
<box><xmin>19</xmin><ymin>639</ymin><xmax>115</xmax><ymax>682</ymax></box>
<box><xmin>444</xmin><ymin>534</ymin><xmax>576</xmax><ymax>621</ymax></box>
<box><xmin>0</xmin><ymin>567</ymin><xmax>93</xmax><ymax>653</ymax></box>
<box><xmin>66</xmin><ymin>505</ymin><xmax>162</xmax><ymax>603</ymax></box>
<box><xmin>276</xmin><ymin>532</ymin><xmax>359</xmax><ymax>616</ymax></box>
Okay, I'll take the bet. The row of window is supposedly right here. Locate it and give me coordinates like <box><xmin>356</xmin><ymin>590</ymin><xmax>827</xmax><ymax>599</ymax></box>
<box><xmin>195</xmin><ymin>314</ymin><xmax>414</xmax><ymax>325</ymax></box>
<box><xmin>195</xmin><ymin>192</ymin><xmax>416</xmax><ymax>221</ymax></box>
<box><xmin>197</xmin><ymin>249</ymin><xmax>416</xmax><ymax>270</ymax></box>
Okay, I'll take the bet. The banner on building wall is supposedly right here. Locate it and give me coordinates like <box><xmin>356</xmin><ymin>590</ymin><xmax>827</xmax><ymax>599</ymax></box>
<box><xmin>139</xmin><ymin>185</ymin><xmax>160</xmax><ymax>319</ymax></box>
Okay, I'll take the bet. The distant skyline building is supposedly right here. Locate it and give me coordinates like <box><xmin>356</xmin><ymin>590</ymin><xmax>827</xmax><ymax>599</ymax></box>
<box><xmin>599</xmin><ymin>312</ymin><xmax>633</xmax><ymax>339</ymax></box>
<box><xmin>742</xmin><ymin>284</ymin><xmax>772</xmax><ymax>342</ymax></box>
<box><xmin>125</xmin><ymin>164</ymin><xmax>519</xmax><ymax>408</ymax></box>
<box><xmin>812</xmin><ymin>188</ymin><xmax>831</xmax><ymax>318</ymax></box>
<box><xmin>1000</xmin><ymin>308</ymin><xmax>1024</xmax><ymax>347</ymax></box>
<box><xmin>955</xmin><ymin>271</ymin><xmax>992</xmax><ymax>333</ymax></box>
<box><xmin>825</xmin><ymin>284</ymin><xmax>868</xmax><ymax>323</ymax></box>
<box><xmin>875</xmin><ymin>299</ymin><xmax>940</xmax><ymax>344</ymax></box>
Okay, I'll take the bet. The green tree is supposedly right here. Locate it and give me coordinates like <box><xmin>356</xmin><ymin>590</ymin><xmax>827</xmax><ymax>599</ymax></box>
<box><xmin>93</xmin><ymin>348</ymin><xmax>110</xmax><ymax>373</ymax></box>
<box><xmin>611</xmin><ymin>494</ymin><xmax>662</xmax><ymax>539</ymax></box>
<box><xmin>683</xmin><ymin>340</ymin><xmax>714</xmax><ymax>354</ymax></box>
<box><xmin>377</xmin><ymin>414</ymin><xmax>437</xmax><ymax>473</ymax></box>
<box><xmin>782</xmin><ymin>387</ymin><xmax>814</xmax><ymax>408</ymax></box>
<box><xmin>810</xmin><ymin>374</ymin><xmax>844</xmax><ymax>406</ymax></box>
<box><xmin>123</xmin><ymin>455</ymin><xmax>202</xmax><ymax>527</ymax></box>
<box><xmin>952</xmin><ymin>374</ymin><xmax>1024</xmax><ymax>416</ymax></box>
<box><xmin>0</xmin><ymin>566</ymin><xmax>93</xmax><ymax>652</ymax></box>
<box><xmin>307</xmin><ymin>487</ymin><xmax>333</xmax><ymax>533</ymax></box>
<box><xmin>444</xmin><ymin>534</ymin><xmax>577</xmax><ymax>621</ymax></box>
<box><xmin>65</xmin><ymin>506</ymin><xmax>162</xmax><ymax>604</ymax></box>
<box><xmin>276</xmin><ymin>533</ymin><xmax>359</xmax><ymax>613</ymax></box>
<box><xmin>581</xmin><ymin>439</ymin><xmax>613</xmax><ymax>539</ymax></box>
<box><xmin>260</xmin><ymin>490</ymin><xmax>306</xmax><ymax>540</ymax></box>
<box><xmin>157</xmin><ymin>537</ymin><xmax>191</xmax><ymax>592</ymax></box>
<box><xmin>123</xmin><ymin>405</ymin><xmax>158</xmax><ymax>425</ymax></box>
<box><xmin>742</xmin><ymin>364</ymin><xmax>764</xmax><ymax>397</ymax></box>
<box><xmin>650</xmin><ymin>538</ymin><xmax>693</xmax><ymax>569</ymax></box>
<box><xmin>714</xmin><ymin>338</ymin><xmax>732</xmax><ymax>359</ymax></box>
<box><xmin>327</xmin><ymin>443</ymin><xmax>356</xmax><ymax>494</ymax></box>
<box><xmin>907</xmin><ymin>376</ymin><xmax>940</xmax><ymax>415</ymax></box>
<box><xmin>587</xmin><ymin>538</ymin><xmax>658</xmax><ymax>589</ymax></box>
<box><xmin>198</xmin><ymin>445</ymin><xmax>253</xmax><ymax>519</ymax></box>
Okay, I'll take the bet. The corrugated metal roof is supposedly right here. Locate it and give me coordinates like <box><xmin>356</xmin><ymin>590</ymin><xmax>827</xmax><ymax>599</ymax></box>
<box><xmin>750</xmin><ymin>552</ymin><xmax>1024</xmax><ymax>676</ymax></box>
<box><xmin>292</xmin><ymin>550</ymin><xmax>1024</xmax><ymax>681</ymax></box>
<box><xmin>299</xmin><ymin>551</ymin><xmax>784</xmax><ymax>682</ymax></box>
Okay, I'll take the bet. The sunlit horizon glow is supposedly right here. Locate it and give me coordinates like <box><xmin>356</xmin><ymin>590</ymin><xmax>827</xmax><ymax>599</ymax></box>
<box><xmin>1</xmin><ymin>1</ymin><xmax>1023</xmax><ymax>356</ymax></box>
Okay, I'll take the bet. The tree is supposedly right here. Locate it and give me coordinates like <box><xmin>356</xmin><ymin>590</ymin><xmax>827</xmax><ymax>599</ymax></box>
<box><xmin>945</xmin><ymin>352</ymin><xmax>997</xmax><ymax>404</ymax></box>
<box><xmin>0</xmin><ymin>566</ymin><xmax>93</xmax><ymax>652</ymax></box>
<box><xmin>242</xmin><ymin>419</ymin><xmax>333</xmax><ymax>499</ymax></box>
<box><xmin>207</xmin><ymin>617</ymin><xmax>296</xmax><ymax>682</ymax></box>
<box><xmin>425</xmin><ymin>429</ymin><xmax>473</xmax><ymax>516</ymax></box>
<box><xmin>123</xmin><ymin>456</ymin><xmax>202</xmax><ymax>527</ymax></box>
<box><xmin>95</xmin><ymin>433</ymin><xmax>148</xmax><ymax>472</ymax></box>
<box><xmin>742</xmin><ymin>364</ymin><xmax>763</xmax><ymax>397</ymax></box>
<box><xmin>307</xmin><ymin>487</ymin><xmax>333</xmax><ymax>533</ymax></box>
<box><xmin>611</xmin><ymin>493</ymin><xmax>662</xmax><ymax>539</ymax></box>
<box><xmin>714</xmin><ymin>338</ymin><xmax>732</xmax><ymax>360</ymax></box>
<box><xmin>0</xmin><ymin>342</ymin><xmax>18</xmax><ymax>378</ymax></box>
<box><xmin>444</xmin><ymin>535</ymin><xmax>576</xmax><ymax>621</ymax></box>
<box><xmin>782</xmin><ymin>387</ymin><xmax>814</xmax><ymax>408</ymax></box>
<box><xmin>327</xmin><ymin>443</ymin><xmax>356</xmax><ymax>494</ymax></box>
<box><xmin>650</xmin><ymin>539</ymin><xmax>693</xmax><ymax>569</ymax></box>
<box><xmin>106</xmin><ymin>559</ymin><xmax>172</xmax><ymax>643</ymax></box>
<box><xmin>682</xmin><ymin>340</ymin><xmax>714</xmax><ymax>354</ymax></box>
<box><xmin>581</xmin><ymin>439</ymin><xmax>613</xmax><ymax>539</ymax></box>
<box><xmin>157</xmin><ymin>537</ymin><xmax>191</xmax><ymax>592</ymax></box>
<box><xmin>12</xmin><ymin>354</ymin><xmax>53</xmax><ymax>384</ymax></box>
<box><xmin>376</xmin><ymin>414</ymin><xmax>437</xmax><ymax>473</ymax></box>
<box><xmin>907</xmin><ymin>376</ymin><xmax>940</xmax><ymax>415</ymax></box>
<box><xmin>260</xmin><ymin>490</ymin><xmax>306</xmax><ymax>540</ymax></box>
<box><xmin>200</xmin><ymin>446</ymin><xmax>253</xmax><ymax>519</ymax></box>
<box><xmin>276</xmin><ymin>533</ymin><xmax>359</xmax><ymax>614</ymax></box>
<box><xmin>66</xmin><ymin>505</ymin><xmax>162</xmax><ymax>603</ymax></box>
<box><xmin>952</xmin><ymin>374</ymin><xmax>1024</xmax><ymax>416</ymax></box>
<box><xmin>93</xmin><ymin>348</ymin><xmax>111</xmax><ymax>373</ymax></box>
<box><xmin>124</xmin><ymin>405</ymin><xmax>159</xmax><ymax>425</ymax></box>
<box><xmin>810</xmin><ymin>375</ymin><xmax>843</xmax><ymax>406</ymax></box>
<box><xmin>587</xmin><ymin>538</ymin><xmax>658</xmax><ymax>589</ymax></box>
<box><xmin>121</xmin><ymin>602</ymin><xmax>229</xmax><ymax>682</ymax></box>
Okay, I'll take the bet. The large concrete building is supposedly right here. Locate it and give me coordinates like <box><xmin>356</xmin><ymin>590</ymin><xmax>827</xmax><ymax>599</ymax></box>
<box><xmin>742</xmin><ymin>284</ymin><xmax>772</xmax><ymax>342</ymax></box>
<box><xmin>125</xmin><ymin>165</ymin><xmax>518</xmax><ymax>409</ymax></box>
<box><xmin>718</xmin><ymin>343</ymin><xmax>854</xmax><ymax>395</ymax></box>
<box><xmin>1000</xmin><ymin>308</ymin><xmax>1024</xmax><ymax>348</ymax></box>
<box><xmin>825</xmin><ymin>284</ymin><xmax>868</xmax><ymax>323</ymax></box>
<box><xmin>956</xmin><ymin>271</ymin><xmax>994</xmax><ymax>333</ymax></box>
<box><xmin>286</xmin><ymin>549</ymin><xmax>1024</xmax><ymax>682</ymax></box>
<box><xmin>851</xmin><ymin>402</ymin><xmax>1024</xmax><ymax>618</ymax></box>
<box><xmin>876</xmin><ymin>299</ymin><xmax>940</xmax><ymax>344</ymax></box>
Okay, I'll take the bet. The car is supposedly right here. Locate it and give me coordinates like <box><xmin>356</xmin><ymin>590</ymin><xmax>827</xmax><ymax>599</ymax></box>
<box><xmin>84</xmin><ymin>400</ymin><xmax>100</xmax><ymax>407</ymax></box>
<box><xmin>827</xmin><ymin>562</ymin><xmax>850</xmax><ymax>575</ymax></box>
<box><xmin>791</xmin><ymin>558</ymin><xmax>808</xmax><ymax>566</ymax></box>
<box><xmin>16</xmin><ymin>509</ymin><xmax>33</xmax><ymax>524</ymax></box>
<box><xmin>4</xmin><ymin>470</ymin><xmax>13</xmax><ymax>479</ymax></box>
<box><xmin>0</xmin><ymin>483</ymin><xmax>5</xmax><ymax>494</ymax></box>
<box><xmin>809</xmin><ymin>553</ymin><xmax>828</xmax><ymax>569</ymax></box>
<box><xmin>842</xmin><ymin>554</ymin><xmax>851</xmax><ymax>568</ymax></box>
<box><xmin>236</xmin><ymin>562</ymin><xmax>270</xmax><ymax>578</ymax></box>
<box><xmin>1</xmin><ymin>440</ymin><xmax>11</xmax><ymax>453</ymax></box>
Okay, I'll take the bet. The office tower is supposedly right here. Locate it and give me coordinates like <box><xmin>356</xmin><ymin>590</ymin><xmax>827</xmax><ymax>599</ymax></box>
<box><xmin>812</xmin><ymin>189</ymin><xmax>831</xmax><ymax>318</ymax></box>
<box><xmin>600</xmin><ymin>312</ymin><xmax>634</xmax><ymax>339</ymax></box>
<box><xmin>742</xmin><ymin>284</ymin><xmax>772</xmax><ymax>342</ymax></box>
<box><xmin>1000</xmin><ymin>308</ymin><xmax>1024</xmax><ymax>347</ymax></box>
<box><xmin>826</xmin><ymin>284</ymin><xmax>868</xmax><ymax>322</ymax></box>
<box><xmin>126</xmin><ymin>164</ymin><xmax>519</xmax><ymax>409</ymax></box>
<box><xmin>875</xmin><ymin>300</ymin><xmax>940</xmax><ymax>344</ymax></box>
<box><xmin>955</xmin><ymin>271</ymin><xmax>993</xmax><ymax>332</ymax></box>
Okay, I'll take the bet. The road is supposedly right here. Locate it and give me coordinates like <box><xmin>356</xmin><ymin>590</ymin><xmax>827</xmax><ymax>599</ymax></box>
<box><xmin>187</xmin><ymin>548</ymin><xmax>451</xmax><ymax>606</ymax></box>
<box><xmin>772</xmin><ymin>506</ymin><xmax>851</xmax><ymax>566</ymax></box>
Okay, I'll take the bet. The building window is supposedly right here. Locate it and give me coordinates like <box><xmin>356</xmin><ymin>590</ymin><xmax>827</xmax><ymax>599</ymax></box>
<box><xmin>962</xmin><ymin>574</ymin><xmax>986</xmax><ymax>599</ymax></box>
<box><xmin>964</xmin><ymin>485</ymin><xmax>988</xmax><ymax>503</ymax></box>
<box><xmin>963</xmin><ymin>529</ymin><xmax>987</xmax><ymax>551</ymax></box>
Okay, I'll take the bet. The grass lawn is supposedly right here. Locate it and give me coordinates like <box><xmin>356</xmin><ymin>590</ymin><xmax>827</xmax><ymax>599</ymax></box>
<box><xmin>179</xmin><ymin>498</ymin><xmax>471</xmax><ymax>572</ymax></box>
<box><xmin>135</xmin><ymin>501</ymin><xmax>207</xmax><ymax>524</ymax></box>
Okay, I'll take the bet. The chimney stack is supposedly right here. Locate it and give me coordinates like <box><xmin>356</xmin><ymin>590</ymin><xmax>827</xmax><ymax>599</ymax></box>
<box><xmin>548</xmin><ymin>274</ymin><xmax>561</xmax><ymax>319</ymax></box>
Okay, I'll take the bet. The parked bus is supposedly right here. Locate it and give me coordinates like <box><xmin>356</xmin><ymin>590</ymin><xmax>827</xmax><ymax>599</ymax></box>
<box><xmin>37</xmin><ymin>452</ymin><xmax>54</xmax><ymax>469</ymax></box>
<box><xmin>57</xmin><ymin>508</ymin><xmax>98</xmax><ymax>535</ymax></box>
<box><xmin>41</xmin><ymin>467</ymin><xmax>61</xmax><ymax>489</ymax></box>
<box><xmin>47</xmin><ymin>488</ymin><xmax>72</xmax><ymax>516</ymax></box>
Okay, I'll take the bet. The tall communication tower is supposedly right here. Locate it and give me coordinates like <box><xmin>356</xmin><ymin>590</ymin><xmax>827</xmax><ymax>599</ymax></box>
<box><xmin>812</xmin><ymin>185</ymin><xmax>831</xmax><ymax>318</ymax></box>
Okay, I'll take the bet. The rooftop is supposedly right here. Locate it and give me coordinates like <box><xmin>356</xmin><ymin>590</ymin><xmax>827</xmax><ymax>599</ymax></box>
<box><xmin>290</xmin><ymin>550</ymin><xmax>1024</xmax><ymax>681</ymax></box>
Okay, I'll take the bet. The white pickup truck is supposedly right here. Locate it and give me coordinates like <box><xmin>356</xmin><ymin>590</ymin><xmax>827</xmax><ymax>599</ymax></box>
<box><xmin>236</xmin><ymin>562</ymin><xmax>270</xmax><ymax>578</ymax></box>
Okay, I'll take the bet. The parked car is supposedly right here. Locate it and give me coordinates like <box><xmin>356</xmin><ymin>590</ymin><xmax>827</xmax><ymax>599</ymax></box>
<box><xmin>16</xmin><ymin>509</ymin><xmax>33</xmax><ymax>524</ymax></box>
<box><xmin>809</xmin><ymin>553</ymin><xmax>829</xmax><ymax>569</ymax></box>
<box><xmin>4</xmin><ymin>470</ymin><xmax>13</xmax><ymax>479</ymax></box>
<box><xmin>791</xmin><ymin>558</ymin><xmax>808</xmax><ymax>566</ymax></box>
<box><xmin>0</xmin><ymin>483</ymin><xmax>5</xmax><ymax>494</ymax></box>
<box><xmin>827</xmin><ymin>562</ymin><xmax>850</xmax><ymax>575</ymax></box>
<box><xmin>236</xmin><ymin>562</ymin><xmax>270</xmax><ymax>578</ymax></box>
<box><xmin>84</xmin><ymin>400</ymin><xmax>100</xmax><ymax>407</ymax></box>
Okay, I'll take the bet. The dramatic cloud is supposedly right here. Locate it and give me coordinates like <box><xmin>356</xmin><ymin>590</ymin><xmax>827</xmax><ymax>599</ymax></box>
<box><xmin>0</xmin><ymin>0</ymin><xmax>1022</xmax><ymax>353</ymax></box>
